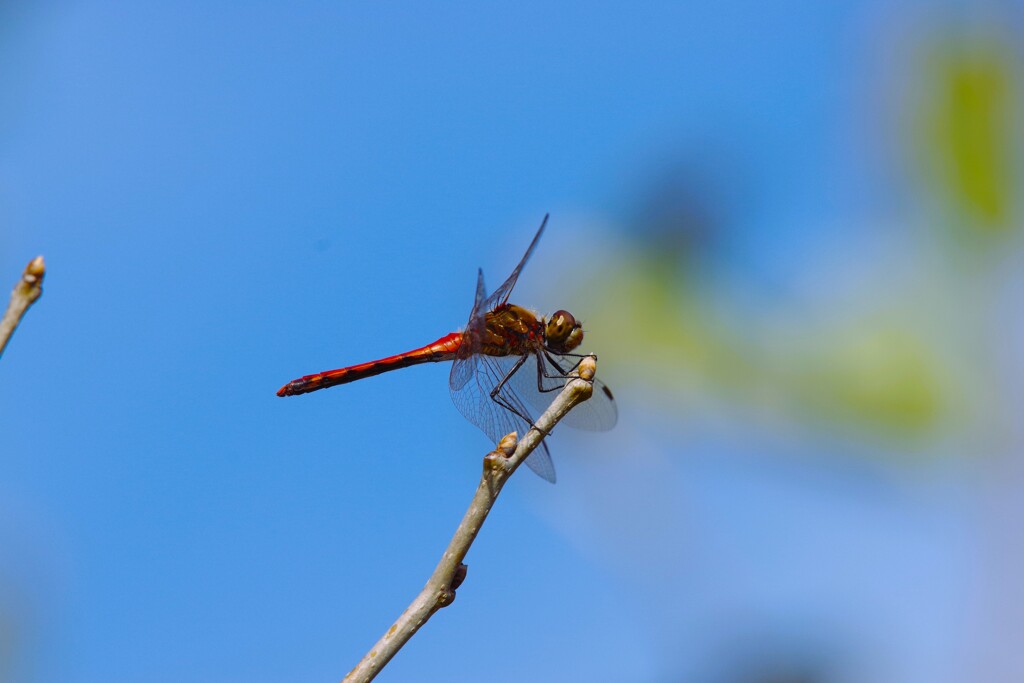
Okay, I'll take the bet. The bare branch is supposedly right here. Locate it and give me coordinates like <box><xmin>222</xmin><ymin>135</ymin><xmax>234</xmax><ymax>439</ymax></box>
<box><xmin>0</xmin><ymin>256</ymin><xmax>45</xmax><ymax>360</ymax></box>
<box><xmin>343</xmin><ymin>356</ymin><xmax>600</xmax><ymax>683</ymax></box>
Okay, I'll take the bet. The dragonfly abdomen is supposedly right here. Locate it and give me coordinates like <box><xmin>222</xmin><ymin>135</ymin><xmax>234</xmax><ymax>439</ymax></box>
<box><xmin>277</xmin><ymin>332</ymin><xmax>462</xmax><ymax>396</ymax></box>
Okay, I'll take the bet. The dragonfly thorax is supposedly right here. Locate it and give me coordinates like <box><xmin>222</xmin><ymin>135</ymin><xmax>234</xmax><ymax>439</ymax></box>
<box><xmin>481</xmin><ymin>304</ymin><xmax>582</xmax><ymax>356</ymax></box>
<box><xmin>543</xmin><ymin>309</ymin><xmax>584</xmax><ymax>354</ymax></box>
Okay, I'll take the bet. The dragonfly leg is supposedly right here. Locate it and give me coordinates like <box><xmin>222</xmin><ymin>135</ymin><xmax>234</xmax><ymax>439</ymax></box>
<box><xmin>547</xmin><ymin>351</ymin><xmax>596</xmax><ymax>360</ymax></box>
<box><xmin>544</xmin><ymin>350</ymin><xmax>599</xmax><ymax>376</ymax></box>
<box><xmin>542</xmin><ymin>350</ymin><xmax>586</xmax><ymax>378</ymax></box>
<box><xmin>534</xmin><ymin>351</ymin><xmax>567</xmax><ymax>394</ymax></box>
<box><xmin>489</xmin><ymin>354</ymin><xmax>551</xmax><ymax>436</ymax></box>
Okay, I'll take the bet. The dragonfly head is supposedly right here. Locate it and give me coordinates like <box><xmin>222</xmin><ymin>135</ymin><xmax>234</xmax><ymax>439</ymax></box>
<box><xmin>544</xmin><ymin>309</ymin><xmax>584</xmax><ymax>354</ymax></box>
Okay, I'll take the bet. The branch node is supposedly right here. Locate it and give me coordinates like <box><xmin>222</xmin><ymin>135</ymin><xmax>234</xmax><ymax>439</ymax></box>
<box><xmin>450</xmin><ymin>562</ymin><xmax>468</xmax><ymax>591</ymax></box>
<box><xmin>435</xmin><ymin>562</ymin><xmax>468</xmax><ymax>609</ymax></box>
<box><xmin>435</xmin><ymin>589</ymin><xmax>455</xmax><ymax>608</ymax></box>
<box><xmin>483</xmin><ymin>432</ymin><xmax>518</xmax><ymax>475</ymax></box>
<box><xmin>496</xmin><ymin>432</ymin><xmax>517</xmax><ymax>456</ymax></box>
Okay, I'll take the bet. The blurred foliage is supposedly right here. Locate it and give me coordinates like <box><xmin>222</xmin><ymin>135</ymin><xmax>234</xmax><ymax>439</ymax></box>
<box><xmin>577</xmin><ymin>27</ymin><xmax>1023</xmax><ymax>452</ymax></box>
<box><xmin>584</xmin><ymin>253</ymin><xmax>948</xmax><ymax>442</ymax></box>
<box><xmin>792</xmin><ymin>322</ymin><xmax>945</xmax><ymax>438</ymax></box>
<box><xmin>918</xmin><ymin>31</ymin><xmax>1020</xmax><ymax>239</ymax></box>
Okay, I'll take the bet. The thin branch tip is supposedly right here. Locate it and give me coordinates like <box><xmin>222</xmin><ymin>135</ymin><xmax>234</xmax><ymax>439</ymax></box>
<box><xmin>576</xmin><ymin>354</ymin><xmax>597</xmax><ymax>381</ymax></box>
<box><xmin>26</xmin><ymin>255</ymin><xmax>45</xmax><ymax>278</ymax></box>
<box><xmin>15</xmin><ymin>256</ymin><xmax>45</xmax><ymax>299</ymax></box>
<box><xmin>0</xmin><ymin>254</ymin><xmax>47</xmax><ymax>359</ymax></box>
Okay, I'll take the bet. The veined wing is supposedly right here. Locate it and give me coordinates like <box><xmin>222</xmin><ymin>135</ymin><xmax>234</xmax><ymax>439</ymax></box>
<box><xmin>450</xmin><ymin>268</ymin><xmax>486</xmax><ymax>391</ymax></box>
<box><xmin>506</xmin><ymin>351</ymin><xmax>618</xmax><ymax>432</ymax></box>
<box><xmin>482</xmin><ymin>214</ymin><xmax>548</xmax><ymax>312</ymax></box>
<box><xmin>449</xmin><ymin>351</ymin><xmax>557</xmax><ymax>483</ymax></box>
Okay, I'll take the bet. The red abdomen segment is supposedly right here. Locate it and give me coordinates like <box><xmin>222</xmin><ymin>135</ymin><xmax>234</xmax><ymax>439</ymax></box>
<box><xmin>277</xmin><ymin>332</ymin><xmax>463</xmax><ymax>397</ymax></box>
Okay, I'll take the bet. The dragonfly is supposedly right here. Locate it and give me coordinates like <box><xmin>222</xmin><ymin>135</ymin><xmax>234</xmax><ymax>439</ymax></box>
<box><xmin>276</xmin><ymin>215</ymin><xmax>617</xmax><ymax>482</ymax></box>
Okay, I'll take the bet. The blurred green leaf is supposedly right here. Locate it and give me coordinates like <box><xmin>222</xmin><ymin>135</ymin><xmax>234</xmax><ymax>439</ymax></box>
<box><xmin>920</xmin><ymin>35</ymin><xmax>1019</xmax><ymax>237</ymax></box>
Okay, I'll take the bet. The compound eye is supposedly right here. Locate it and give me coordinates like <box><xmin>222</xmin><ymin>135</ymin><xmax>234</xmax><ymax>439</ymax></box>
<box><xmin>546</xmin><ymin>310</ymin><xmax>580</xmax><ymax>350</ymax></box>
<box><xmin>554</xmin><ymin>310</ymin><xmax>576</xmax><ymax>328</ymax></box>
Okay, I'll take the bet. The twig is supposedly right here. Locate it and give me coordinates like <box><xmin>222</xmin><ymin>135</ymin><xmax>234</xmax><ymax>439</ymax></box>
<box><xmin>0</xmin><ymin>256</ymin><xmax>45</xmax><ymax>360</ymax></box>
<box><xmin>343</xmin><ymin>356</ymin><xmax>600</xmax><ymax>683</ymax></box>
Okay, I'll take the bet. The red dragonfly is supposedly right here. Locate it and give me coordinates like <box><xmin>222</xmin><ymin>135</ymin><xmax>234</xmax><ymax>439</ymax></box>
<box><xmin>277</xmin><ymin>215</ymin><xmax>617</xmax><ymax>482</ymax></box>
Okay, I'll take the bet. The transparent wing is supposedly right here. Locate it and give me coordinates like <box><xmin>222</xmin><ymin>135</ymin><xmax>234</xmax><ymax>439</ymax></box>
<box><xmin>505</xmin><ymin>352</ymin><xmax>619</xmax><ymax>432</ymax></box>
<box><xmin>449</xmin><ymin>352</ymin><xmax>556</xmax><ymax>483</ymax></box>
<box><xmin>482</xmin><ymin>214</ymin><xmax>548</xmax><ymax>312</ymax></box>
<box><xmin>450</xmin><ymin>268</ymin><xmax>486</xmax><ymax>391</ymax></box>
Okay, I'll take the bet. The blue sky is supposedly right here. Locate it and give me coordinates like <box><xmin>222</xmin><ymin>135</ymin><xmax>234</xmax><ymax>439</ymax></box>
<box><xmin>2</xmin><ymin>2</ymin><xmax>1015</xmax><ymax>682</ymax></box>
